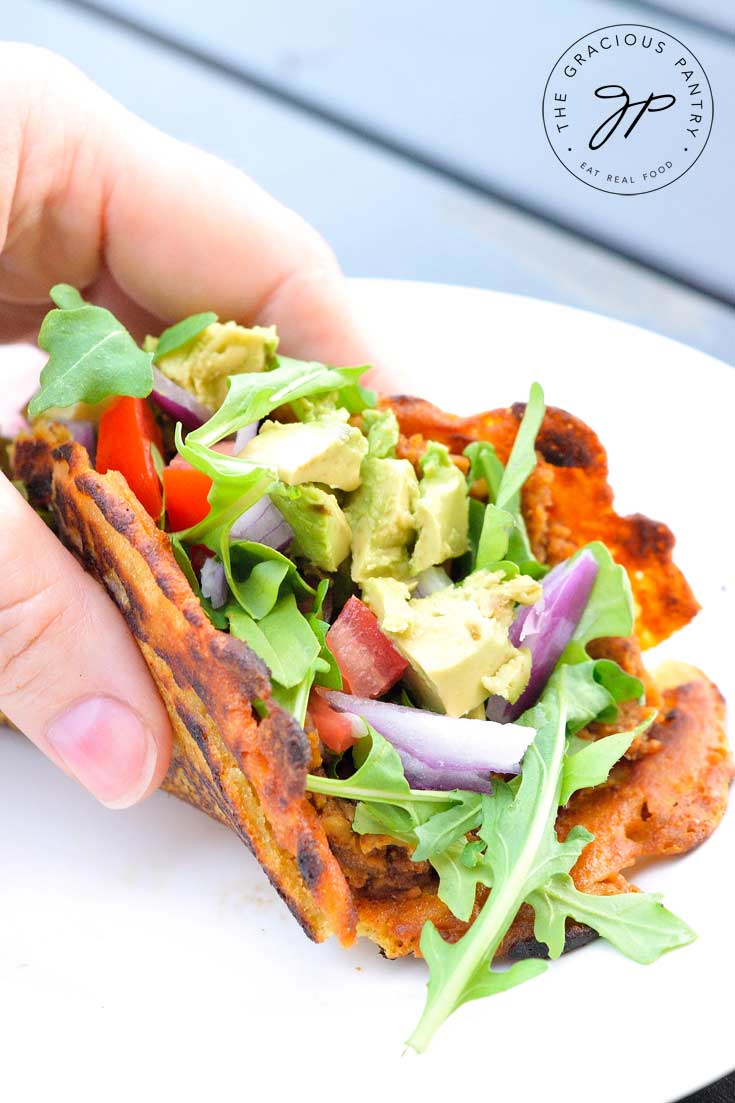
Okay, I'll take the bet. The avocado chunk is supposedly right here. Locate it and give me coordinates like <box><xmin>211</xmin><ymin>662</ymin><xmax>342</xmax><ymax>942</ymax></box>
<box><xmin>152</xmin><ymin>321</ymin><xmax>278</xmax><ymax>410</ymax></box>
<box><xmin>411</xmin><ymin>442</ymin><xmax>469</xmax><ymax>574</ymax></box>
<box><xmin>345</xmin><ymin>409</ymin><xmax>419</xmax><ymax>583</ymax></box>
<box><xmin>361</xmin><ymin>570</ymin><xmax>541</xmax><ymax>717</ymax></box>
<box><xmin>239</xmin><ymin>417</ymin><xmax>367</xmax><ymax>491</ymax></box>
<box><xmin>270</xmin><ymin>483</ymin><xmax>351</xmax><ymax>572</ymax></box>
<box><xmin>346</xmin><ymin>458</ymin><xmax>418</xmax><ymax>583</ymax></box>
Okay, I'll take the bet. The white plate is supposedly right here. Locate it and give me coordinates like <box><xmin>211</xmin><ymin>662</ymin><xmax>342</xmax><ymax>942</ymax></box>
<box><xmin>1</xmin><ymin>281</ymin><xmax>732</xmax><ymax>1103</ymax></box>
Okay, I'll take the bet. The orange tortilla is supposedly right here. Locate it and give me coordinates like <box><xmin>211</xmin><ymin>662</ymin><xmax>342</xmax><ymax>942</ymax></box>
<box><xmin>11</xmin><ymin>396</ymin><xmax>731</xmax><ymax>959</ymax></box>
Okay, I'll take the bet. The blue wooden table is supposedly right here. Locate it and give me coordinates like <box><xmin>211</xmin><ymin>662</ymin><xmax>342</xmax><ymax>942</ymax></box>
<box><xmin>3</xmin><ymin>0</ymin><xmax>734</xmax><ymax>365</ymax></box>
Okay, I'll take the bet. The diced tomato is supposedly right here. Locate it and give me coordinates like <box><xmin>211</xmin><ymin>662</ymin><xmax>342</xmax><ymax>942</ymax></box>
<box><xmin>308</xmin><ymin>689</ymin><xmax>358</xmax><ymax>754</ymax></box>
<box><xmin>162</xmin><ymin>467</ymin><xmax>212</xmax><ymax>531</ymax></box>
<box><xmin>326</xmin><ymin>596</ymin><xmax>408</xmax><ymax>698</ymax></box>
<box><xmin>96</xmin><ymin>397</ymin><xmax>163</xmax><ymax>520</ymax></box>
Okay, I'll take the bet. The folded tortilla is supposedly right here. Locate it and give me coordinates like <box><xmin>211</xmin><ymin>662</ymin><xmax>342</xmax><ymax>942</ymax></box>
<box><xmin>11</xmin><ymin>398</ymin><xmax>732</xmax><ymax>958</ymax></box>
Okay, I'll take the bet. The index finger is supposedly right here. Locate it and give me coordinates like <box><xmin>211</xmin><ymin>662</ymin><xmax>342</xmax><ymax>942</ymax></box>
<box><xmin>0</xmin><ymin>47</ymin><xmax>374</xmax><ymax>370</ymax></box>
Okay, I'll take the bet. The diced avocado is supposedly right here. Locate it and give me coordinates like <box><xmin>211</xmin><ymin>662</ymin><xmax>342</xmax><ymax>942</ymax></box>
<box><xmin>411</xmin><ymin>442</ymin><xmax>469</xmax><ymax>574</ymax></box>
<box><xmin>361</xmin><ymin>570</ymin><xmax>541</xmax><ymax>717</ymax></box>
<box><xmin>290</xmin><ymin>392</ymin><xmax>344</xmax><ymax>423</ymax></box>
<box><xmin>362</xmin><ymin>407</ymin><xmax>400</xmax><ymax>459</ymax></box>
<box><xmin>346</xmin><ymin>456</ymin><xmax>418</xmax><ymax>582</ymax></box>
<box><xmin>153</xmin><ymin>321</ymin><xmax>278</xmax><ymax>410</ymax></box>
<box><xmin>360</xmin><ymin>576</ymin><xmax>414</xmax><ymax>633</ymax></box>
<box><xmin>270</xmin><ymin>483</ymin><xmax>351</xmax><ymax>572</ymax></box>
<box><xmin>344</xmin><ymin>408</ymin><xmax>419</xmax><ymax>583</ymax></box>
<box><xmin>481</xmin><ymin>650</ymin><xmax>532</xmax><ymax>702</ymax></box>
<box><xmin>239</xmin><ymin>418</ymin><xmax>367</xmax><ymax>490</ymax></box>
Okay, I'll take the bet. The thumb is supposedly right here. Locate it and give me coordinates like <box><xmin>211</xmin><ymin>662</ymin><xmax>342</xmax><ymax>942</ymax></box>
<box><xmin>0</xmin><ymin>475</ymin><xmax>172</xmax><ymax>807</ymax></box>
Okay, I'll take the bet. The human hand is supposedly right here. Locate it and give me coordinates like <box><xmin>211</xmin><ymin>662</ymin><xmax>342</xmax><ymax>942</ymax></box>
<box><xmin>0</xmin><ymin>45</ymin><xmax>373</xmax><ymax>809</ymax></box>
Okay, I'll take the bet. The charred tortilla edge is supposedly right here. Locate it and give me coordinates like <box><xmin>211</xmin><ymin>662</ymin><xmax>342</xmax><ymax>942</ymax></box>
<box><xmin>37</xmin><ymin>435</ymin><xmax>357</xmax><ymax>946</ymax></box>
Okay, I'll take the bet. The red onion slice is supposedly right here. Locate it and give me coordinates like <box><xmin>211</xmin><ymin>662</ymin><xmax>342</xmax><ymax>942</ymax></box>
<box><xmin>486</xmin><ymin>550</ymin><xmax>599</xmax><ymax>723</ymax></box>
<box><xmin>324</xmin><ymin>690</ymin><xmax>534</xmax><ymax>791</ymax></box>
<box><xmin>393</xmin><ymin>748</ymin><xmax>495</xmax><ymax>793</ymax></box>
<box><xmin>229</xmin><ymin>495</ymin><xmax>294</xmax><ymax>551</ymax></box>
<box><xmin>151</xmin><ymin>367</ymin><xmax>211</xmax><ymax>430</ymax></box>
<box><xmin>200</xmin><ymin>557</ymin><xmax>229</xmax><ymax>608</ymax></box>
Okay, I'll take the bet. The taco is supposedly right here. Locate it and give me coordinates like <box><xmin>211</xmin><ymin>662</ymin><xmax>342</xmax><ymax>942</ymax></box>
<box><xmin>10</xmin><ymin>286</ymin><xmax>732</xmax><ymax>1050</ymax></box>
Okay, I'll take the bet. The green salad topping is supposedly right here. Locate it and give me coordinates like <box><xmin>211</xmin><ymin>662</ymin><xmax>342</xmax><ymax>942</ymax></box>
<box><xmin>26</xmin><ymin>287</ymin><xmax>696</xmax><ymax>1051</ymax></box>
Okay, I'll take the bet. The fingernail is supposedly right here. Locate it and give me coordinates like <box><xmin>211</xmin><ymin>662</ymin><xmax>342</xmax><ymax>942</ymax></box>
<box><xmin>45</xmin><ymin>696</ymin><xmax>157</xmax><ymax>809</ymax></box>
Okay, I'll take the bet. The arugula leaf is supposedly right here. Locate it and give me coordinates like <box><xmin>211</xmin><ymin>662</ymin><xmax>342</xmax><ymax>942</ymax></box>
<box><xmin>227</xmin><ymin>608</ymin><xmax>282</xmax><ymax>674</ymax></box>
<box><xmin>464</xmin><ymin>441</ymin><xmax>504</xmax><ymax>501</ymax></box>
<box><xmin>271</xmin><ymin>675</ymin><xmax>321</xmax><ymax>727</ymax></box>
<box><xmin>482</xmin><ymin>383</ymin><xmax>545</xmax><ymax>570</ymax></box>
<box><xmin>185</xmin><ymin>358</ymin><xmax>368</xmax><ymax>448</ymax></box>
<box><xmin>228</xmin><ymin>540</ymin><xmax>313</xmax><ymax>598</ymax></box>
<box><xmin>303</xmin><ymin>650</ymin><xmax>688</xmax><ymax>1051</ymax></box>
<box><xmin>306</xmin><ymin>727</ymin><xmax>456</xmax><ymax>810</ymax></box>
<box><xmin>220</xmin><ymin>538</ymin><xmax>312</xmax><ymax>623</ymax></box>
<box><xmin>231</xmin><ymin>559</ymin><xmax>290</xmax><ymax>619</ymax></box>
<box><xmin>152</xmin><ymin>312</ymin><xmax>218</xmax><ymax>362</ymax></box>
<box><xmin>406</xmin><ymin>680</ymin><xmax>586</xmax><ymax>1052</ymax></box>
<box><xmin>406</xmin><ymin>793</ymin><xmax>488</xmax><ymax>921</ymax></box>
<box><xmin>352</xmin><ymin>801</ymin><xmax>422</xmax><ymax>846</ymax></box>
<box><xmin>460</xmin><ymin>839</ymin><xmax>486</xmax><ymax>868</ymax></box>
<box><xmin>290</xmin><ymin>381</ymin><xmax>376</xmax><ymax>421</ymax></box>
<box><xmin>562</xmin><ymin>541</ymin><xmax>635</xmax><ymax>663</ymax></box>
<box><xmin>228</xmin><ymin>593</ymin><xmax>321</xmax><ymax>689</ymax></box>
<box><xmin>479</xmin><ymin>775</ymin><xmax>592</xmax><ymax>902</ymax></box>
<box><xmin>258</xmin><ymin>593</ymin><xmax>323</xmax><ymax>686</ymax></box>
<box><xmin>528</xmin><ymin>874</ymin><xmax>695</xmax><ymax>963</ymax></box>
<box><xmin>431</xmin><ymin>839</ymin><xmax>495</xmax><ymax>922</ymax></box>
<box><xmin>199</xmin><ymin>593</ymin><xmax>229</xmax><ymax>629</ymax></box>
<box><xmin>29</xmin><ymin>286</ymin><xmax>153</xmax><ymax>417</ymax></box>
<box><xmin>419</xmin><ymin>926</ymin><xmax>549</xmax><ymax>1013</ymax></box>
<box><xmin>461</xmin><ymin>384</ymin><xmax>545</xmax><ymax>575</ymax></box>
<box><xmin>412</xmin><ymin>793</ymin><xmax>483</xmax><ymax>862</ymax></box>
<box><xmin>150</xmin><ymin>443</ymin><xmax>166</xmax><ymax>530</ymax></box>
<box><xmin>221</xmin><ymin>558</ymin><xmax>330</xmax><ymax>723</ymax></box>
<box><xmin>475</xmin><ymin>503</ymin><xmax>514</xmax><ymax>568</ymax></box>
<box><xmin>495</xmin><ymin>382</ymin><xmax>545</xmax><ymax>512</ymax></box>
<box><xmin>308</xmin><ymin>579</ymin><xmax>343</xmax><ymax>690</ymax></box>
<box><xmin>406</xmin><ymin>655</ymin><xmax>689</xmax><ymax>1050</ymax></box>
<box><xmin>170</xmin><ymin>534</ymin><xmax>200</xmax><ymax>592</ymax></box>
<box><xmin>457</xmin><ymin>498</ymin><xmax>486</xmax><ymax>577</ymax></box>
<box><xmin>332</xmin><ymin>380</ymin><xmax>376</xmax><ymax>415</ymax></box>
<box><xmin>50</xmin><ymin>284</ymin><xmax>86</xmax><ymax>310</ymax></box>
<box><xmin>504</xmin><ymin>521</ymin><xmax>535</xmax><ymax>568</ymax></box>
<box><xmin>592</xmin><ymin>659</ymin><xmax>645</xmax><ymax>719</ymax></box>
<box><xmin>545</xmin><ymin>657</ymin><xmax>643</xmax><ymax>735</ymax></box>
<box><xmin>314</xmin><ymin>738</ymin><xmax>485</xmax><ymax>922</ymax></box>
<box><xmin>559</xmin><ymin>710</ymin><xmax>656</xmax><ymax>805</ymax></box>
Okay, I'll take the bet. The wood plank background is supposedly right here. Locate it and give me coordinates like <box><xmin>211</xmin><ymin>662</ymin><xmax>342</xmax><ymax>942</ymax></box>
<box><xmin>3</xmin><ymin>0</ymin><xmax>733</xmax><ymax>365</ymax></box>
